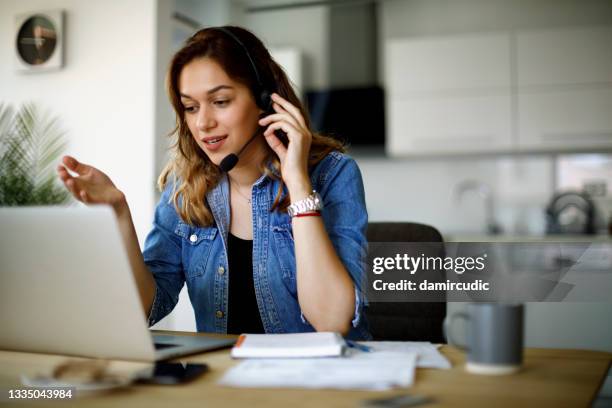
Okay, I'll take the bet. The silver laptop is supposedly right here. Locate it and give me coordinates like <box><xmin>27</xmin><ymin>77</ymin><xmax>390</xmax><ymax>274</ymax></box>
<box><xmin>0</xmin><ymin>206</ymin><xmax>235</xmax><ymax>361</ymax></box>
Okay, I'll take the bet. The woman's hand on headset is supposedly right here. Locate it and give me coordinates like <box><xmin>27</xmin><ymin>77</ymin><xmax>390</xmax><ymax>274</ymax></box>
<box><xmin>57</xmin><ymin>155</ymin><xmax>126</xmax><ymax>212</ymax></box>
<box><xmin>258</xmin><ymin>93</ymin><xmax>313</xmax><ymax>197</ymax></box>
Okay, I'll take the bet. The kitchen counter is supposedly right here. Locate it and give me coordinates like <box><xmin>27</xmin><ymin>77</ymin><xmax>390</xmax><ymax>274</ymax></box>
<box><xmin>442</xmin><ymin>233</ymin><xmax>612</xmax><ymax>243</ymax></box>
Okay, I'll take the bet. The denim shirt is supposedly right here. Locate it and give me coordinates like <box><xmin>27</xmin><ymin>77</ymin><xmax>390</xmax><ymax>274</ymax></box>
<box><xmin>144</xmin><ymin>151</ymin><xmax>371</xmax><ymax>340</ymax></box>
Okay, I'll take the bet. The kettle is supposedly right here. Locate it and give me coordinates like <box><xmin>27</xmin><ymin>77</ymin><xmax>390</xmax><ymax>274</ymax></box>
<box><xmin>545</xmin><ymin>190</ymin><xmax>596</xmax><ymax>235</ymax></box>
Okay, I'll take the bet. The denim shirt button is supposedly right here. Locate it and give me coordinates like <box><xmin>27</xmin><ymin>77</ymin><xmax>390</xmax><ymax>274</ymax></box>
<box><xmin>189</xmin><ymin>234</ymin><xmax>197</xmax><ymax>243</ymax></box>
<box><xmin>215</xmin><ymin>310</ymin><xmax>223</xmax><ymax>318</ymax></box>
<box><xmin>217</xmin><ymin>266</ymin><xmax>225</xmax><ymax>275</ymax></box>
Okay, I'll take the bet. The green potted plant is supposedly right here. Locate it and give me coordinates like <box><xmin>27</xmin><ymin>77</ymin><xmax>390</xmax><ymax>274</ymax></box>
<box><xmin>0</xmin><ymin>103</ymin><xmax>70</xmax><ymax>205</ymax></box>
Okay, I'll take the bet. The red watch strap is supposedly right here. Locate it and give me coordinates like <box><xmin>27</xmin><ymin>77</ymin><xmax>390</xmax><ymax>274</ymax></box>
<box><xmin>294</xmin><ymin>211</ymin><xmax>321</xmax><ymax>218</ymax></box>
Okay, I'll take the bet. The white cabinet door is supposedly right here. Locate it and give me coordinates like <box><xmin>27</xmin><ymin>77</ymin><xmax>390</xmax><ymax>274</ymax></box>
<box><xmin>517</xmin><ymin>26</ymin><xmax>612</xmax><ymax>86</ymax></box>
<box><xmin>388</xmin><ymin>94</ymin><xmax>513</xmax><ymax>155</ymax></box>
<box><xmin>517</xmin><ymin>26</ymin><xmax>612</xmax><ymax>150</ymax></box>
<box><xmin>387</xmin><ymin>33</ymin><xmax>512</xmax><ymax>94</ymax></box>
<box><xmin>386</xmin><ymin>33</ymin><xmax>513</xmax><ymax>155</ymax></box>
<box><xmin>385</xmin><ymin>26</ymin><xmax>612</xmax><ymax>155</ymax></box>
<box><xmin>518</xmin><ymin>87</ymin><xmax>612</xmax><ymax>151</ymax></box>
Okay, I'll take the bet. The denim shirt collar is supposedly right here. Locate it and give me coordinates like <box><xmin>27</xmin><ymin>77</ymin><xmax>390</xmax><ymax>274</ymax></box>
<box><xmin>205</xmin><ymin>159</ymin><xmax>279</xmax><ymax>241</ymax></box>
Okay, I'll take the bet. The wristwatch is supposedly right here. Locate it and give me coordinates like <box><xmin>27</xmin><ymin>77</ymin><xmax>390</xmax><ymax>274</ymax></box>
<box><xmin>288</xmin><ymin>191</ymin><xmax>323</xmax><ymax>217</ymax></box>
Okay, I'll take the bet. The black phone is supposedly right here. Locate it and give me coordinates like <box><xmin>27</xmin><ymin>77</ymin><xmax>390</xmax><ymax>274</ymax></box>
<box><xmin>260</xmin><ymin>110</ymin><xmax>289</xmax><ymax>147</ymax></box>
<box><xmin>361</xmin><ymin>394</ymin><xmax>433</xmax><ymax>408</ymax></box>
<box><xmin>274</xmin><ymin>128</ymin><xmax>290</xmax><ymax>146</ymax></box>
<box><xmin>135</xmin><ymin>362</ymin><xmax>209</xmax><ymax>385</ymax></box>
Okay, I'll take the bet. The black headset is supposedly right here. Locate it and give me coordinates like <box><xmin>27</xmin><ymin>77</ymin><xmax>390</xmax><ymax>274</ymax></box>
<box><xmin>215</xmin><ymin>27</ymin><xmax>274</xmax><ymax>114</ymax></box>
<box><xmin>214</xmin><ymin>27</ymin><xmax>280</xmax><ymax>172</ymax></box>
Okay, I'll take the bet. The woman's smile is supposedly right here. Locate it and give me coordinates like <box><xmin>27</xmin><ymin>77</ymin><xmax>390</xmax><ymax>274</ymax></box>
<box><xmin>200</xmin><ymin>134</ymin><xmax>228</xmax><ymax>151</ymax></box>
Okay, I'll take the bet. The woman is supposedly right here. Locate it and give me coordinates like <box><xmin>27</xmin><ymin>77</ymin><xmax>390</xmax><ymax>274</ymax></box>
<box><xmin>57</xmin><ymin>26</ymin><xmax>370</xmax><ymax>340</ymax></box>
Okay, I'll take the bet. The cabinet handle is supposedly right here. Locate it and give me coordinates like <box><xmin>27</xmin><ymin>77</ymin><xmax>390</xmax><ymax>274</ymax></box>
<box><xmin>541</xmin><ymin>131</ymin><xmax>612</xmax><ymax>141</ymax></box>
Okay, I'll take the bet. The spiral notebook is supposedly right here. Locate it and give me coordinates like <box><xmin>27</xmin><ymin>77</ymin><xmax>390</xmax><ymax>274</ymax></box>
<box><xmin>231</xmin><ymin>332</ymin><xmax>345</xmax><ymax>359</ymax></box>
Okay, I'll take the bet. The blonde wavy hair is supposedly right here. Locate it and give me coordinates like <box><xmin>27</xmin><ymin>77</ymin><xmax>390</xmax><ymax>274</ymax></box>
<box><xmin>159</xmin><ymin>26</ymin><xmax>346</xmax><ymax>227</ymax></box>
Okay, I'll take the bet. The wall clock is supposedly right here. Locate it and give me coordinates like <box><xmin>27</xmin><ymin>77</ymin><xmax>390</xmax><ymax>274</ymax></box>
<box><xmin>15</xmin><ymin>10</ymin><xmax>64</xmax><ymax>72</ymax></box>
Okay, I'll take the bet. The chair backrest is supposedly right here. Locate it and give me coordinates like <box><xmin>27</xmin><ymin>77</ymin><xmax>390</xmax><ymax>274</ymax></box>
<box><xmin>365</xmin><ymin>222</ymin><xmax>447</xmax><ymax>342</ymax></box>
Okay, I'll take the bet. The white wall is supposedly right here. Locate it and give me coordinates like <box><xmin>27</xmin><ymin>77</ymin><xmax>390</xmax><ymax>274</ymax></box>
<box><xmin>175</xmin><ymin>0</ymin><xmax>244</xmax><ymax>28</ymax></box>
<box><xmin>154</xmin><ymin>0</ymin><xmax>178</xmax><ymax>196</ymax></box>
<box><xmin>0</xmin><ymin>0</ymin><xmax>167</xmax><ymax>244</ymax></box>
<box><xmin>243</xmin><ymin>5</ymin><xmax>330</xmax><ymax>90</ymax></box>
<box><xmin>357</xmin><ymin>155</ymin><xmax>555</xmax><ymax>236</ymax></box>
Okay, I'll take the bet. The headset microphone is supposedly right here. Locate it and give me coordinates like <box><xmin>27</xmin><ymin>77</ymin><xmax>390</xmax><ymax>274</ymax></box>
<box><xmin>218</xmin><ymin>129</ymin><xmax>260</xmax><ymax>172</ymax></box>
<box><xmin>218</xmin><ymin>153</ymin><xmax>239</xmax><ymax>173</ymax></box>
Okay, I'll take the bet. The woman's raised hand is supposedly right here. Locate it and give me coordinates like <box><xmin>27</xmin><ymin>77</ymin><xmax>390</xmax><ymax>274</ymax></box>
<box><xmin>57</xmin><ymin>155</ymin><xmax>126</xmax><ymax>210</ymax></box>
<box><xmin>258</xmin><ymin>93</ymin><xmax>312</xmax><ymax>196</ymax></box>
<box><xmin>58</xmin><ymin>155</ymin><xmax>153</xmax><ymax>313</ymax></box>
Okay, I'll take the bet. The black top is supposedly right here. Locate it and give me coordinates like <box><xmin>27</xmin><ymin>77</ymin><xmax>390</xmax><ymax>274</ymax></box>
<box><xmin>227</xmin><ymin>233</ymin><xmax>265</xmax><ymax>334</ymax></box>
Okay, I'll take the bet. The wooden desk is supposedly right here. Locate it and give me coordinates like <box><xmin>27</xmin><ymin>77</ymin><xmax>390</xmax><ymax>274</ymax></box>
<box><xmin>0</xmin><ymin>330</ymin><xmax>609</xmax><ymax>408</ymax></box>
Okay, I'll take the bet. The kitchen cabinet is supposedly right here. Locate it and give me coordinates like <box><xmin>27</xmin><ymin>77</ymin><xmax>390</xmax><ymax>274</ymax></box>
<box><xmin>518</xmin><ymin>87</ymin><xmax>612</xmax><ymax>151</ymax></box>
<box><xmin>516</xmin><ymin>26</ymin><xmax>612</xmax><ymax>151</ymax></box>
<box><xmin>516</xmin><ymin>26</ymin><xmax>612</xmax><ymax>86</ymax></box>
<box><xmin>386</xmin><ymin>33</ymin><xmax>512</xmax><ymax>93</ymax></box>
<box><xmin>386</xmin><ymin>33</ymin><xmax>513</xmax><ymax>155</ymax></box>
<box><xmin>388</xmin><ymin>95</ymin><xmax>513</xmax><ymax>154</ymax></box>
<box><xmin>385</xmin><ymin>26</ymin><xmax>612</xmax><ymax>156</ymax></box>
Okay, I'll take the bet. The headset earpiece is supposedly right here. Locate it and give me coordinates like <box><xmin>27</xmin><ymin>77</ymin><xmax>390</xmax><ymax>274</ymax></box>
<box><xmin>259</xmin><ymin>90</ymin><xmax>273</xmax><ymax>114</ymax></box>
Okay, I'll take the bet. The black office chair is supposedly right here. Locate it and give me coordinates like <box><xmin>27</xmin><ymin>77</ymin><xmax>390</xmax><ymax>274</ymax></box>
<box><xmin>365</xmin><ymin>222</ymin><xmax>447</xmax><ymax>342</ymax></box>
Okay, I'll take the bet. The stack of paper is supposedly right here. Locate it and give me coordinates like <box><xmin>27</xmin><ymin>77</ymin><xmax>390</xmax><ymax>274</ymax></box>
<box><xmin>220</xmin><ymin>338</ymin><xmax>451</xmax><ymax>390</ymax></box>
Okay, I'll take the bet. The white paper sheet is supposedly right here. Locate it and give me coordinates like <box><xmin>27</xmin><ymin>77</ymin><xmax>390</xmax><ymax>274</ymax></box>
<box><xmin>219</xmin><ymin>352</ymin><xmax>418</xmax><ymax>391</ymax></box>
<box><xmin>359</xmin><ymin>341</ymin><xmax>452</xmax><ymax>369</ymax></box>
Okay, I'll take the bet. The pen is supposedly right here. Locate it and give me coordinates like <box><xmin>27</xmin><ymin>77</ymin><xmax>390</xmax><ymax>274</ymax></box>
<box><xmin>346</xmin><ymin>340</ymin><xmax>372</xmax><ymax>353</ymax></box>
